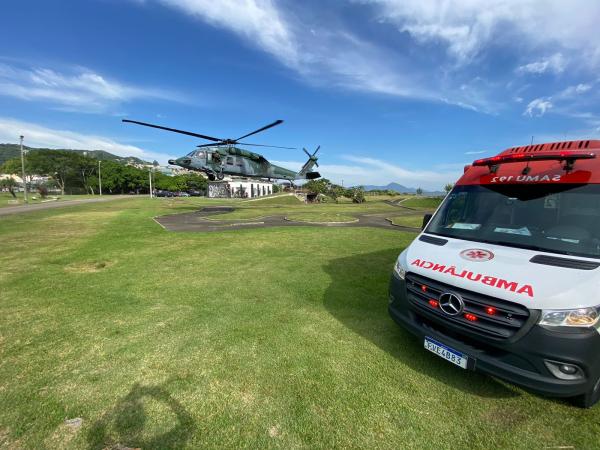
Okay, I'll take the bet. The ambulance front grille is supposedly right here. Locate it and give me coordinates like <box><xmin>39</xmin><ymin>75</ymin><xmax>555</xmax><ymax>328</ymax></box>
<box><xmin>405</xmin><ymin>273</ymin><xmax>531</xmax><ymax>340</ymax></box>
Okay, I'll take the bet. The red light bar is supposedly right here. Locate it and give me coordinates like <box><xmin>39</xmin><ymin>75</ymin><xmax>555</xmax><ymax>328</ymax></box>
<box><xmin>473</xmin><ymin>151</ymin><xmax>596</xmax><ymax>167</ymax></box>
<box><xmin>486</xmin><ymin>307</ymin><xmax>497</xmax><ymax>316</ymax></box>
<box><xmin>428</xmin><ymin>299</ymin><xmax>439</xmax><ymax>308</ymax></box>
<box><xmin>464</xmin><ymin>313</ymin><xmax>478</xmax><ymax>322</ymax></box>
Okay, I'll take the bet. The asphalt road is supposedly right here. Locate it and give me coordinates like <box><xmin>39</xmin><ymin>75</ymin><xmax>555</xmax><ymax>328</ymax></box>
<box><xmin>155</xmin><ymin>206</ymin><xmax>422</xmax><ymax>233</ymax></box>
<box><xmin>0</xmin><ymin>195</ymin><xmax>132</xmax><ymax>217</ymax></box>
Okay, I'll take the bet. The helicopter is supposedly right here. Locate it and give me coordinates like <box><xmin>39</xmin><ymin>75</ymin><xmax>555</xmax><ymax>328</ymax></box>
<box><xmin>122</xmin><ymin>119</ymin><xmax>321</xmax><ymax>182</ymax></box>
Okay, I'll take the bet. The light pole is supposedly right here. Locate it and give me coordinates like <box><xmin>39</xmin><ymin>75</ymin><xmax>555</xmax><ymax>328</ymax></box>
<box><xmin>98</xmin><ymin>160</ymin><xmax>102</xmax><ymax>195</ymax></box>
<box><xmin>149</xmin><ymin>168</ymin><xmax>153</xmax><ymax>198</ymax></box>
<box><xmin>19</xmin><ymin>135</ymin><xmax>28</xmax><ymax>203</ymax></box>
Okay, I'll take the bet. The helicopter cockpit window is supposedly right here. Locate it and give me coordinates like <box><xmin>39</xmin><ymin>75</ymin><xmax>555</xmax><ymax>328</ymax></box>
<box><xmin>195</xmin><ymin>151</ymin><xmax>205</xmax><ymax>158</ymax></box>
<box><xmin>226</xmin><ymin>156</ymin><xmax>234</xmax><ymax>165</ymax></box>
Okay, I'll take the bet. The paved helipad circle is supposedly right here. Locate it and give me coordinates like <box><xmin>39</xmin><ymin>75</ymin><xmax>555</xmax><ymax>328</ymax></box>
<box><xmin>155</xmin><ymin>206</ymin><xmax>422</xmax><ymax>233</ymax></box>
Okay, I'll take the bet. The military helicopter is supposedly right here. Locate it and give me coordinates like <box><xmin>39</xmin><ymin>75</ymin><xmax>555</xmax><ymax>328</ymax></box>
<box><xmin>122</xmin><ymin>119</ymin><xmax>321</xmax><ymax>182</ymax></box>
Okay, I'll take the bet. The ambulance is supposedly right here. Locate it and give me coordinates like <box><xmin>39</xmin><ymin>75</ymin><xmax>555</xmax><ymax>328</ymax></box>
<box><xmin>389</xmin><ymin>140</ymin><xmax>600</xmax><ymax>407</ymax></box>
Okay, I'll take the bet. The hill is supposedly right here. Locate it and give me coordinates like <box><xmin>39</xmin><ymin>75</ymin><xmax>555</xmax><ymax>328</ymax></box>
<box><xmin>0</xmin><ymin>143</ymin><xmax>151</xmax><ymax>166</ymax></box>
<box><xmin>362</xmin><ymin>182</ymin><xmax>444</xmax><ymax>196</ymax></box>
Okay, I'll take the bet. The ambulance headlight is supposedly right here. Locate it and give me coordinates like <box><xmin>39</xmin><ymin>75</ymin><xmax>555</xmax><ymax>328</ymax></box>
<box><xmin>539</xmin><ymin>306</ymin><xmax>600</xmax><ymax>328</ymax></box>
<box><xmin>393</xmin><ymin>259</ymin><xmax>406</xmax><ymax>280</ymax></box>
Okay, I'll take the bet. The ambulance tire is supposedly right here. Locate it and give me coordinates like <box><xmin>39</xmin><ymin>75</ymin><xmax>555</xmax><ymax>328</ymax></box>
<box><xmin>572</xmin><ymin>377</ymin><xmax>600</xmax><ymax>408</ymax></box>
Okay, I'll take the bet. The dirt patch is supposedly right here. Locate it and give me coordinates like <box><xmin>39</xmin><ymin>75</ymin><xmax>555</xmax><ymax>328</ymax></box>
<box><xmin>65</xmin><ymin>260</ymin><xmax>115</xmax><ymax>273</ymax></box>
<box><xmin>44</xmin><ymin>422</ymin><xmax>81</xmax><ymax>449</ymax></box>
<box><xmin>268</xmin><ymin>425</ymin><xmax>281</xmax><ymax>438</ymax></box>
<box><xmin>480</xmin><ymin>405</ymin><xmax>527</xmax><ymax>428</ymax></box>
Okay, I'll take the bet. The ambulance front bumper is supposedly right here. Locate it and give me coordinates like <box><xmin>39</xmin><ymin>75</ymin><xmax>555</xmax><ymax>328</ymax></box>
<box><xmin>388</xmin><ymin>272</ymin><xmax>600</xmax><ymax>398</ymax></box>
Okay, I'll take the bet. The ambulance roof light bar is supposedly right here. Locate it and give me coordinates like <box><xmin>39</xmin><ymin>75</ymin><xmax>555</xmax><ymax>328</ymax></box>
<box><xmin>473</xmin><ymin>151</ymin><xmax>596</xmax><ymax>172</ymax></box>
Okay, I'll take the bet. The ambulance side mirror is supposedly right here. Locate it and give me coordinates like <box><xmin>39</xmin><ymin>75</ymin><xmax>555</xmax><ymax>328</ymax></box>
<box><xmin>422</xmin><ymin>213</ymin><xmax>432</xmax><ymax>230</ymax></box>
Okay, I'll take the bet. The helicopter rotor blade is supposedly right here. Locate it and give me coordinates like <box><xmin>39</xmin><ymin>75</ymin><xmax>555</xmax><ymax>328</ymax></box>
<box><xmin>235</xmin><ymin>119</ymin><xmax>284</xmax><ymax>141</ymax></box>
<box><xmin>303</xmin><ymin>148</ymin><xmax>311</xmax><ymax>158</ymax></box>
<box><xmin>122</xmin><ymin>119</ymin><xmax>223</xmax><ymax>142</ymax></box>
<box><xmin>237</xmin><ymin>142</ymin><xmax>297</xmax><ymax>149</ymax></box>
<box><xmin>197</xmin><ymin>142</ymin><xmax>223</xmax><ymax>148</ymax></box>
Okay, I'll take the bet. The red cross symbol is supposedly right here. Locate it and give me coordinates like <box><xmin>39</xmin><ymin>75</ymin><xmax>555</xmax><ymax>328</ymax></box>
<box><xmin>466</xmin><ymin>250</ymin><xmax>488</xmax><ymax>259</ymax></box>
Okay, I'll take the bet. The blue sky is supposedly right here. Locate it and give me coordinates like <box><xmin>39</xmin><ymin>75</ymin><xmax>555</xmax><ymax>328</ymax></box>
<box><xmin>1</xmin><ymin>0</ymin><xmax>600</xmax><ymax>189</ymax></box>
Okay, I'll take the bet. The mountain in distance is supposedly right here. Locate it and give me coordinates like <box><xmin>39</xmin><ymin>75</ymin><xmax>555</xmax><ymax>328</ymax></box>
<box><xmin>0</xmin><ymin>143</ymin><xmax>151</xmax><ymax>166</ymax></box>
<box><xmin>362</xmin><ymin>182</ymin><xmax>444</xmax><ymax>195</ymax></box>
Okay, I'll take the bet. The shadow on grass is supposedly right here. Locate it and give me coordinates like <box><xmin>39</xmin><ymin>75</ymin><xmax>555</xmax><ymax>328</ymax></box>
<box><xmin>323</xmin><ymin>248</ymin><xmax>519</xmax><ymax>400</ymax></box>
<box><xmin>86</xmin><ymin>381</ymin><xmax>195</xmax><ymax>450</ymax></box>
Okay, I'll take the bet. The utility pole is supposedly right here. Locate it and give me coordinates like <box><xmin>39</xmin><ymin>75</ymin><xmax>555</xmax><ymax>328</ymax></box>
<box><xmin>149</xmin><ymin>168</ymin><xmax>153</xmax><ymax>198</ymax></box>
<box><xmin>19</xmin><ymin>135</ymin><xmax>28</xmax><ymax>203</ymax></box>
<box><xmin>98</xmin><ymin>160</ymin><xmax>102</xmax><ymax>195</ymax></box>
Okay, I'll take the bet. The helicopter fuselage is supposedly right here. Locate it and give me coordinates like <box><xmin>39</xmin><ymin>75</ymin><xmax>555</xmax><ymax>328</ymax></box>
<box><xmin>169</xmin><ymin>145</ymin><xmax>298</xmax><ymax>180</ymax></box>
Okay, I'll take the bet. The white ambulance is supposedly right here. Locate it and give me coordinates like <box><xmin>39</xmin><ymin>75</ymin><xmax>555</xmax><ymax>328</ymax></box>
<box><xmin>389</xmin><ymin>140</ymin><xmax>600</xmax><ymax>407</ymax></box>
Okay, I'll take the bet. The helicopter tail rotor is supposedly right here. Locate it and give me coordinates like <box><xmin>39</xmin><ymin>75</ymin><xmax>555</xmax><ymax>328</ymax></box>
<box><xmin>297</xmin><ymin>145</ymin><xmax>321</xmax><ymax>179</ymax></box>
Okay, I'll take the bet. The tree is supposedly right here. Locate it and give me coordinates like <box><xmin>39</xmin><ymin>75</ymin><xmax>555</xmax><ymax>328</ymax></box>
<box><xmin>1</xmin><ymin>158</ymin><xmax>23</xmax><ymax>176</ymax></box>
<box><xmin>0</xmin><ymin>177</ymin><xmax>17</xmax><ymax>198</ymax></box>
<box><xmin>416</xmin><ymin>187</ymin><xmax>423</xmax><ymax>196</ymax></box>
<box><xmin>37</xmin><ymin>184</ymin><xmax>49</xmax><ymax>199</ymax></box>
<box><xmin>73</xmin><ymin>153</ymin><xmax>98</xmax><ymax>194</ymax></box>
<box><xmin>349</xmin><ymin>186</ymin><xmax>365</xmax><ymax>203</ymax></box>
<box><xmin>27</xmin><ymin>150</ymin><xmax>75</xmax><ymax>195</ymax></box>
<box><xmin>444</xmin><ymin>182</ymin><xmax>454</xmax><ymax>194</ymax></box>
<box><xmin>304</xmin><ymin>178</ymin><xmax>331</xmax><ymax>195</ymax></box>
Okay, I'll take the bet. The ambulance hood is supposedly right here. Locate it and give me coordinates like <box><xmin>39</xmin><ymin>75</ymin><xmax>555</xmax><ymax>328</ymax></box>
<box><xmin>401</xmin><ymin>234</ymin><xmax>600</xmax><ymax>310</ymax></box>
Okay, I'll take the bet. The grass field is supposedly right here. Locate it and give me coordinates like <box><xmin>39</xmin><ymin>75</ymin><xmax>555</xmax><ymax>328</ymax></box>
<box><xmin>388</xmin><ymin>215</ymin><xmax>424</xmax><ymax>228</ymax></box>
<box><xmin>401</xmin><ymin>196</ymin><xmax>444</xmax><ymax>210</ymax></box>
<box><xmin>0</xmin><ymin>192</ymin><xmax>97</xmax><ymax>208</ymax></box>
<box><xmin>285</xmin><ymin>212</ymin><xmax>357</xmax><ymax>223</ymax></box>
<box><xmin>1</xmin><ymin>197</ymin><xmax>599</xmax><ymax>449</ymax></box>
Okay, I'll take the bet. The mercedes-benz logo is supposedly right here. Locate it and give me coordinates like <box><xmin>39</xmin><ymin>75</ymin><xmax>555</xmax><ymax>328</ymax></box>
<box><xmin>438</xmin><ymin>292</ymin><xmax>465</xmax><ymax>316</ymax></box>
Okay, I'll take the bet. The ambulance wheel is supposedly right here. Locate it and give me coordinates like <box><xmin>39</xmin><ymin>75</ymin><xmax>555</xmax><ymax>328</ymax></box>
<box><xmin>572</xmin><ymin>377</ymin><xmax>600</xmax><ymax>408</ymax></box>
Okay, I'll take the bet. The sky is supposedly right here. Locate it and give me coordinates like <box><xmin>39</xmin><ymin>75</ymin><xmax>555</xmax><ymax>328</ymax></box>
<box><xmin>1</xmin><ymin>0</ymin><xmax>600</xmax><ymax>189</ymax></box>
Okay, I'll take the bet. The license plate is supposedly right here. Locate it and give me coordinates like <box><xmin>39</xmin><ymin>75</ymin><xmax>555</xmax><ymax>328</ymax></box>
<box><xmin>424</xmin><ymin>337</ymin><xmax>468</xmax><ymax>369</ymax></box>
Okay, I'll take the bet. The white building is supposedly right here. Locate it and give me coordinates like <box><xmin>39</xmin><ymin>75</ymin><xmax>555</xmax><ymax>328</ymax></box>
<box><xmin>208</xmin><ymin>179</ymin><xmax>273</xmax><ymax>198</ymax></box>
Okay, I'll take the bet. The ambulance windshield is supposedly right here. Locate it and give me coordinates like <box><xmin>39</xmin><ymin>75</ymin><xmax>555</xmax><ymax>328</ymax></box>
<box><xmin>426</xmin><ymin>184</ymin><xmax>600</xmax><ymax>259</ymax></box>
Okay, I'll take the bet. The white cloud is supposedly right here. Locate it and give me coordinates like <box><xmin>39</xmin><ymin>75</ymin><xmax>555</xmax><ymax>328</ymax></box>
<box><xmin>364</xmin><ymin>1</ymin><xmax>600</xmax><ymax>66</ymax></box>
<box><xmin>149</xmin><ymin>0</ymin><xmax>600</xmax><ymax>114</ymax></box>
<box><xmin>0</xmin><ymin>117</ymin><xmax>175</xmax><ymax>163</ymax></box>
<box><xmin>160</xmin><ymin>0</ymin><xmax>300</xmax><ymax>67</ymax></box>
<box><xmin>557</xmin><ymin>83</ymin><xmax>592</xmax><ymax>99</ymax></box>
<box><xmin>523</xmin><ymin>83</ymin><xmax>595</xmax><ymax>117</ymax></box>
<box><xmin>524</xmin><ymin>98</ymin><xmax>553</xmax><ymax>117</ymax></box>
<box><xmin>516</xmin><ymin>53</ymin><xmax>566</xmax><ymax>74</ymax></box>
<box><xmin>145</xmin><ymin>0</ymin><xmax>486</xmax><ymax>110</ymax></box>
<box><xmin>0</xmin><ymin>63</ymin><xmax>182</xmax><ymax>113</ymax></box>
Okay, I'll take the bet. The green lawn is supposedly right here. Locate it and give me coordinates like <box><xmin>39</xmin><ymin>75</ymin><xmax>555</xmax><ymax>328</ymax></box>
<box><xmin>243</xmin><ymin>194</ymin><xmax>303</xmax><ymax>205</ymax></box>
<box><xmin>401</xmin><ymin>196</ymin><xmax>444</xmax><ymax>209</ymax></box>
<box><xmin>1</xmin><ymin>198</ymin><xmax>598</xmax><ymax>449</ymax></box>
<box><xmin>209</xmin><ymin>201</ymin><xmax>397</xmax><ymax>221</ymax></box>
<box><xmin>0</xmin><ymin>192</ymin><xmax>98</xmax><ymax>208</ymax></box>
<box><xmin>285</xmin><ymin>212</ymin><xmax>357</xmax><ymax>223</ymax></box>
<box><xmin>388</xmin><ymin>214</ymin><xmax>424</xmax><ymax>228</ymax></box>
